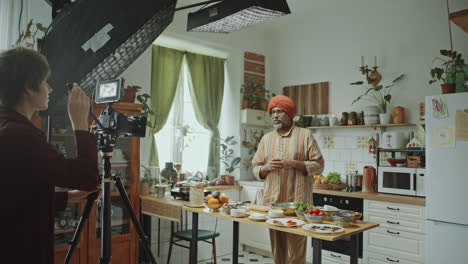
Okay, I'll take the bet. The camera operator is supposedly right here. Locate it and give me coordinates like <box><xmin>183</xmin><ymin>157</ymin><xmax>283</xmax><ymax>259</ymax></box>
<box><xmin>0</xmin><ymin>47</ymin><xmax>99</xmax><ymax>264</ymax></box>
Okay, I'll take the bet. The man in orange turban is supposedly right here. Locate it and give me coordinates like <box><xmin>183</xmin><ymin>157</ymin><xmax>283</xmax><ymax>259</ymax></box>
<box><xmin>253</xmin><ymin>94</ymin><xmax>325</xmax><ymax>264</ymax></box>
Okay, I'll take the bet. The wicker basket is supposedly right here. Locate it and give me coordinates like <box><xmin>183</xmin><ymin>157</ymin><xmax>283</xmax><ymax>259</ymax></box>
<box><xmin>329</xmin><ymin>183</ymin><xmax>347</xmax><ymax>190</ymax></box>
<box><xmin>407</xmin><ymin>156</ymin><xmax>425</xmax><ymax>168</ymax></box>
<box><xmin>313</xmin><ymin>184</ymin><xmax>331</xmax><ymax>189</ymax></box>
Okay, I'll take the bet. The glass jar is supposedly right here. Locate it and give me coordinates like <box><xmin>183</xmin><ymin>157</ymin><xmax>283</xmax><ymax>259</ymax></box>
<box><xmin>160</xmin><ymin>162</ymin><xmax>178</xmax><ymax>187</ymax></box>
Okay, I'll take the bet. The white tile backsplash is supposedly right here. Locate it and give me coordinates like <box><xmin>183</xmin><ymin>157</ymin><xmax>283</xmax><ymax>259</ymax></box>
<box><xmin>333</xmin><ymin>136</ymin><xmax>346</xmax><ymax>148</ymax></box>
<box><xmin>344</xmin><ymin>136</ymin><xmax>356</xmax><ymax>149</ymax></box>
<box><xmin>350</xmin><ymin>149</ymin><xmax>363</xmax><ymax>162</ymax></box>
<box><xmin>338</xmin><ymin>149</ymin><xmax>352</xmax><ymax>161</ymax></box>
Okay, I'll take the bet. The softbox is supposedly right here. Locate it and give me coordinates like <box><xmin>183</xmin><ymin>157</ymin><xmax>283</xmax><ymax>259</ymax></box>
<box><xmin>41</xmin><ymin>0</ymin><xmax>177</xmax><ymax>114</ymax></box>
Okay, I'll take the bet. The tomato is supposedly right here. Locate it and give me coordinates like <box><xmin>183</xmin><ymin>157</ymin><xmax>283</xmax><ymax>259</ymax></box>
<box><xmin>306</xmin><ymin>209</ymin><xmax>314</xmax><ymax>215</ymax></box>
<box><xmin>313</xmin><ymin>208</ymin><xmax>321</xmax><ymax>214</ymax></box>
<box><xmin>319</xmin><ymin>212</ymin><xmax>326</xmax><ymax>216</ymax></box>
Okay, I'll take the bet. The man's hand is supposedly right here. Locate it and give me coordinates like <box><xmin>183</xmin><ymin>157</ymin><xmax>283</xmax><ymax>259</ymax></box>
<box><xmin>68</xmin><ymin>83</ymin><xmax>90</xmax><ymax>131</ymax></box>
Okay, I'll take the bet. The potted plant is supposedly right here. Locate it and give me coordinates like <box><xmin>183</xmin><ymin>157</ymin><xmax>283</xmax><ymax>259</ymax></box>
<box><xmin>241</xmin><ymin>81</ymin><xmax>276</xmax><ymax>111</ymax></box>
<box><xmin>351</xmin><ymin>74</ymin><xmax>405</xmax><ymax>124</ymax></box>
<box><xmin>121</xmin><ymin>85</ymin><xmax>141</xmax><ymax>103</ymax></box>
<box><xmin>15</xmin><ymin>19</ymin><xmax>48</xmax><ymax>50</ymax></box>
<box><xmin>429</xmin><ymin>49</ymin><xmax>466</xmax><ymax>94</ymax></box>
<box><xmin>219</xmin><ymin>136</ymin><xmax>241</xmax><ymax>185</ymax></box>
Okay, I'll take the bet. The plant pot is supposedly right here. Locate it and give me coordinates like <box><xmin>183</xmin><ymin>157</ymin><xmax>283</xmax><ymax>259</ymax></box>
<box><xmin>140</xmin><ymin>180</ymin><xmax>151</xmax><ymax>195</ymax></box>
<box><xmin>258</xmin><ymin>100</ymin><xmax>268</xmax><ymax>111</ymax></box>
<box><xmin>441</xmin><ymin>83</ymin><xmax>456</xmax><ymax>94</ymax></box>
<box><xmin>121</xmin><ymin>88</ymin><xmax>137</xmax><ymax>102</ymax></box>
<box><xmin>364</xmin><ymin>106</ymin><xmax>380</xmax><ymax>125</ymax></box>
<box><xmin>379</xmin><ymin>113</ymin><xmax>391</xmax><ymax>124</ymax></box>
<box><xmin>242</xmin><ymin>99</ymin><xmax>251</xmax><ymax>109</ymax></box>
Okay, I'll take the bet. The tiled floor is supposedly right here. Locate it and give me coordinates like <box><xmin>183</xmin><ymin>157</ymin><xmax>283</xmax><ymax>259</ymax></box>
<box><xmin>198</xmin><ymin>251</ymin><xmax>273</xmax><ymax>264</ymax></box>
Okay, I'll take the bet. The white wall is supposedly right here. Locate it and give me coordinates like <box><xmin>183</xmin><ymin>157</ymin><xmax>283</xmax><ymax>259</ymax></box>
<box><xmin>27</xmin><ymin>0</ymin><xmax>468</xmax><ymax>179</ymax></box>
<box><xmin>268</xmin><ymin>0</ymin><xmax>468</xmax><ymax>124</ymax></box>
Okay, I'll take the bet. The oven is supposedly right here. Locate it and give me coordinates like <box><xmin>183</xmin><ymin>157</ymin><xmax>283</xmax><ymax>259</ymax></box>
<box><xmin>313</xmin><ymin>193</ymin><xmax>363</xmax><ymax>259</ymax></box>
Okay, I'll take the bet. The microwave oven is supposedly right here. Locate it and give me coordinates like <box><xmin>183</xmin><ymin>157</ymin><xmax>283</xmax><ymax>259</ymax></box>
<box><xmin>378</xmin><ymin>167</ymin><xmax>425</xmax><ymax>197</ymax></box>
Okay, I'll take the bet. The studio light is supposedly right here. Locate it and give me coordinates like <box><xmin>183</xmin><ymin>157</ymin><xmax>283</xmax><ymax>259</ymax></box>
<box><xmin>185</xmin><ymin>0</ymin><xmax>291</xmax><ymax>33</ymax></box>
<box><xmin>41</xmin><ymin>0</ymin><xmax>177</xmax><ymax>114</ymax></box>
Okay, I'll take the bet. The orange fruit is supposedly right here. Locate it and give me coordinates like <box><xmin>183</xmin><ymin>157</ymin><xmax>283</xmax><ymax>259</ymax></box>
<box><xmin>205</xmin><ymin>194</ymin><xmax>213</xmax><ymax>202</ymax></box>
<box><xmin>219</xmin><ymin>193</ymin><xmax>229</xmax><ymax>204</ymax></box>
<box><xmin>207</xmin><ymin>198</ymin><xmax>220</xmax><ymax>204</ymax></box>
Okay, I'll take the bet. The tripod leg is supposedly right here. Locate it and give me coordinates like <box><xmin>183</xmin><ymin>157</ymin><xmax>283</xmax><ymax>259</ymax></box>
<box><xmin>65</xmin><ymin>191</ymin><xmax>99</xmax><ymax>264</ymax></box>
<box><xmin>113</xmin><ymin>175</ymin><xmax>158</xmax><ymax>264</ymax></box>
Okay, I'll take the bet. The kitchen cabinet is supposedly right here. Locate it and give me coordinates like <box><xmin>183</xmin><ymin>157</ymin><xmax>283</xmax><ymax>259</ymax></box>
<box><xmin>321</xmin><ymin>250</ymin><xmax>363</xmax><ymax>264</ymax></box>
<box><xmin>363</xmin><ymin>199</ymin><xmax>426</xmax><ymax>264</ymax></box>
<box><xmin>53</xmin><ymin>102</ymin><xmax>142</xmax><ymax>264</ymax></box>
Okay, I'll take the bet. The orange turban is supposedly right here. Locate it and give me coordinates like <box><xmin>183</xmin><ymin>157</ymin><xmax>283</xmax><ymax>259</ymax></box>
<box><xmin>268</xmin><ymin>94</ymin><xmax>296</xmax><ymax>119</ymax></box>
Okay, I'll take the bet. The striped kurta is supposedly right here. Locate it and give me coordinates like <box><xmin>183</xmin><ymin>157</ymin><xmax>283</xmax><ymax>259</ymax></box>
<box><xmin>252</xmin><ymin>126</ymin><xmax>324</xmax><ymax>205</ymax></box>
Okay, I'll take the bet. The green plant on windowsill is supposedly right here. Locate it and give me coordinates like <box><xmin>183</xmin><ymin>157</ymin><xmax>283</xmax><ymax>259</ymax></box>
<box><xmin>350</xmin><ymin>74</ymin><xmax>405</xmax><ymax>114</ymax></box>
<box><xmin>15</xmin><ymin>19</ymin><xmax>48</xmax><ymax>50</ymax></box>
<box><xmin>219</xmin><ymin>136</ymin><xmax>241</xmax><ymax>175</ymax></box>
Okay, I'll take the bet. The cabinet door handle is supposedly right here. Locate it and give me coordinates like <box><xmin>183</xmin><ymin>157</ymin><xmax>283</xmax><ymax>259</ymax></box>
<box><xmin>387</xmin><ymin>206</ymin><xmax>400</xmax><ymax>211</ymax></box>
<box><xmin>387</xmin><ymin>220</ymin><xmax>400</xmax><ymax>225</ymax></box>
<box><xmin>386</xmin><ymin>230</ymin><xmax>400</xmax><ymax>235</ymax></box>
<box><xmin>386</xmin><ymin>257</ymin><xmax>400</xmax><ymax>262</ymax></box>
<box><xmin>330</xmin><ymin>253</ymin><xmax>341</xmax><ymax>258</ymax></box>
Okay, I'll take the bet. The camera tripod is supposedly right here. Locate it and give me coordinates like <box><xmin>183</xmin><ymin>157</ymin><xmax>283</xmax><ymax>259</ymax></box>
<box><xmin>64</xmin><ymin>132</ymin><xmax>157</xmax><ymax>264</ymax></box>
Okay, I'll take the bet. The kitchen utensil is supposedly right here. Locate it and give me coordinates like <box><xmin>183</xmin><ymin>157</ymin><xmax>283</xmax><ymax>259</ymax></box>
<box><xmin>268</xmin><ymin>209</ymin><xmax>284</xmax><ymax>218</ymax></box>
<box><xmin>331</xmin><ymin>212</ymin><xmax>354</xmax><ymax>227</ymax></box>
<box><xmin>271</xmin><ymin>202</ymin><xmax>296</xmax><ymax>216</ymax></box>
<box><xmin>362</xmin><ymin>166</ymin><xmax>376</xmax><ymax>192</ymax></box>
<box><xmin>304</xmin><ymin>213</ymin><xmax>326</xmax><ymax>223</ymax></box>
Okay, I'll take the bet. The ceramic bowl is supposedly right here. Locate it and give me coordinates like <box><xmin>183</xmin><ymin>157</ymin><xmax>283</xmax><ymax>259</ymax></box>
<box><xmin>341</xmin><ymin>211</ymin><xmax>363</xmax><ymax>223</ymax></box>
<box><xmin>304</xmin><ymin>213</ymin><xmax>326</xmax><ymax>223</ymax></box>
<box><xmin>268</xmin><ymin>209</ymin><xmax>284</xmax><ymax>218</ymax></box>
<box><xmin>230</xmin><ymin>209</ymin><xmax>247</xmax><ymax>217</ymax></box>
<box><xmin>271</xmin><ymin>202</ymin><xmax>296</xmax><ymax>216</ymax></box>
<box><xmin>205</xmin><ymin>203</ymin><xmax>223</xmax><ymax>212</ymax></box>
<box><xmin>249</xmin><ymin>213</ymin><xmax>268</xmax><ymax>220</ymax></box>
<box><xmin>331</xmin><ymin>212</ymin><xmax>354</xmax><ymax>227</ymax></box>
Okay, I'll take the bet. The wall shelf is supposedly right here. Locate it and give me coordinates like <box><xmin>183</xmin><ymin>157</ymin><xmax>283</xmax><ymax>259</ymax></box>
<box><xmin>307</xmin><ymin>123</ymin><xmax>415</xmax><ymax>129</ymax></box>
<box><xmin>450</xmin><ymin>9</ymin><xmax>468</xmax><ymax>34</ymax></box>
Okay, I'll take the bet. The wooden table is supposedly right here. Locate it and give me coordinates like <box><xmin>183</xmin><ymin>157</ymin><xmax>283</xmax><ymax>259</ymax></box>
<box><xmin>183</xmin><ymin>206</ymin><xmax>379</xmax><ymax>264</ymax></box>
<box><xmin>140</xmin><ymin>194</ymin><xmax>379</xmax><ymax>264</ymax></box>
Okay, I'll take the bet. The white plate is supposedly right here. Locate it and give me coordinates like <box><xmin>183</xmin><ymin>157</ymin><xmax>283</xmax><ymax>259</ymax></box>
<box><xmin>185</xmin><ymin>204</ymin><xmax>205</xmax><ymax>208</ymax></box>
<box><xmin>248</xmin><ymin>215</ymin><xmax>268</xmax><ymax>221</ymax></box>
<box><xmin>266</xmin><ymin>218</ymin><xmax>305</xmax><ymax>227</ymax></box>
<box><xmin>302</xmin><ymin>223</ymin><xmax>345</xmax><ymax>233</ymax></box>
<box><xmin>231</xmin><ymin>214</ymin><xmax>248</xmax><ymax>218</ymax></box>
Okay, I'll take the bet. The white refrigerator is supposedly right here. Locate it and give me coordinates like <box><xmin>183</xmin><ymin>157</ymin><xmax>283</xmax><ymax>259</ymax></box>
<box><xmin>425</xmin><ymin>93</ymin><xmax>468</xmax><ymax>264</ymax></box>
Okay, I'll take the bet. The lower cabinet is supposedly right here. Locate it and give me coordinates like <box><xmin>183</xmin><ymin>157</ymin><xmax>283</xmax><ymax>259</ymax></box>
<box><xmin>364</xmin><ymin>251</ymin><xmax>423</xmax><ymax>264</ymax></box>
<box><xmin>364</xmin><ymin>200</ymin><xmax>426</xmax><ymax>264</ymax></box>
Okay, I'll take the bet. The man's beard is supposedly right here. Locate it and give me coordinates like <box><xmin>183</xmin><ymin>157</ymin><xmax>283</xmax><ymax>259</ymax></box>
<box><xmin>273</xmin><ymin>120</ymin><xmax>284</xmax><ymax>130</ymax></box>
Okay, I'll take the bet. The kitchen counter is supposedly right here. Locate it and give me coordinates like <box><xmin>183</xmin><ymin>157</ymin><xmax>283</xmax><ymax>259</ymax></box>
<box><xmin>205</xmin><ymin>185</ymin><xmax>243</xmax><ymax>191</ymax></box>
<box><xmin>313</xmin><ymin>189</ymin><xmax>426</xmax><ymax>206</ymax></box>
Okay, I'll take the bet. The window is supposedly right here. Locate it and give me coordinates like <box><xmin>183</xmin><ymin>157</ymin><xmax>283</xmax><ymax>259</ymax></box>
<box><xmin>154</xmin><ymin>58</ymin><xmax>211</xmax><ymax>176</ymax></box>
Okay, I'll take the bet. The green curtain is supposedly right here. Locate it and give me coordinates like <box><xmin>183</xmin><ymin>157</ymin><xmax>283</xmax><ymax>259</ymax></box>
<box><xmin>186</xmin><ymin>52</ymin><xmax>225</xmax><ymax>180</ymax></box>
<box><xmin>148</xmin><ymin>45</ymin><xmax>184</xmax><ymax>166</ymax></box>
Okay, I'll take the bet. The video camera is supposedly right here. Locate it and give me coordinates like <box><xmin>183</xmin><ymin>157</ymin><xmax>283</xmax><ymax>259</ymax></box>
<box><xmin>93</xmin><ymin>78</ymin><xmax>146</xmax><ymax>138</ymax></box>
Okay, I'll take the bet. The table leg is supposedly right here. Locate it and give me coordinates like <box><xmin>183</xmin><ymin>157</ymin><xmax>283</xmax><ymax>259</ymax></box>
<box><xmin>233</xmin><ymin>221</ymin><xmax>239</xmax><ymax>264</ymax></box>
<box><xmin>312</xmin><ymin>238</ymin><xmax>322</xmax><ymax>264</ymax></box>
<box><xmin>140</xmin><ymin>214</ymin><xmax>152</xmax><ymax>262</ymax></box>
<box><xmin>190</xmin><ymin>212</ymin><xmax>199</xmax><ymax>264</ymax></box>
<box><xmin>157</xmin><ymin>218</ymin><xmax>160</xmax><ymax>256</ymax></box>
<box><xmin>350</xmin><ymin>234</ymin><xmax>359</xmax><ymax>264</ymax></box>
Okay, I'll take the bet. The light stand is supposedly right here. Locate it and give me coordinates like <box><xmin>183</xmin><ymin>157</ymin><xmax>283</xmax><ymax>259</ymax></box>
<box><xmin>64</xmin><ymin>105</ymin><xmax>157</xmax><ymax>264</ymax></box>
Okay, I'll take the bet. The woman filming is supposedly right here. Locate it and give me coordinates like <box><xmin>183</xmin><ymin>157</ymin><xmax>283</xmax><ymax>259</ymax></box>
<box><xmin>0</xmin><ymin>47</ymin><xmax>99</xmax><ymax>263</ymax></box>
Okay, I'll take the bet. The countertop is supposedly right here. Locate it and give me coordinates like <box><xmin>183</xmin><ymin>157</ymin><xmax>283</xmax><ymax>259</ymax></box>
<box><xmin>238</xmin><ymin>180</ymin><xmax>426</xmax><ymax>206</ymax></box>
<box><xmin>313</xmin><ymin>189</ymin><xmax>426</xmax><ymax>206</ymax></box>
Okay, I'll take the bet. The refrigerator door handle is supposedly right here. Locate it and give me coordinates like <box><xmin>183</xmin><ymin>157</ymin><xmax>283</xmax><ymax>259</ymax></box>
<box><xmin>413</xmin><ymin>173</ymin><xmax>417</xmax><ymax>191</ymax></box>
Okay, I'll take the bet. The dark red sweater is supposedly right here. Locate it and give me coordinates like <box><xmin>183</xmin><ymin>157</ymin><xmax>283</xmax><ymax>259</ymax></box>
<box><xmin>0</xmin><ymin>108</ymin><xmax>99</xmax><ymax>264</ymax></box>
